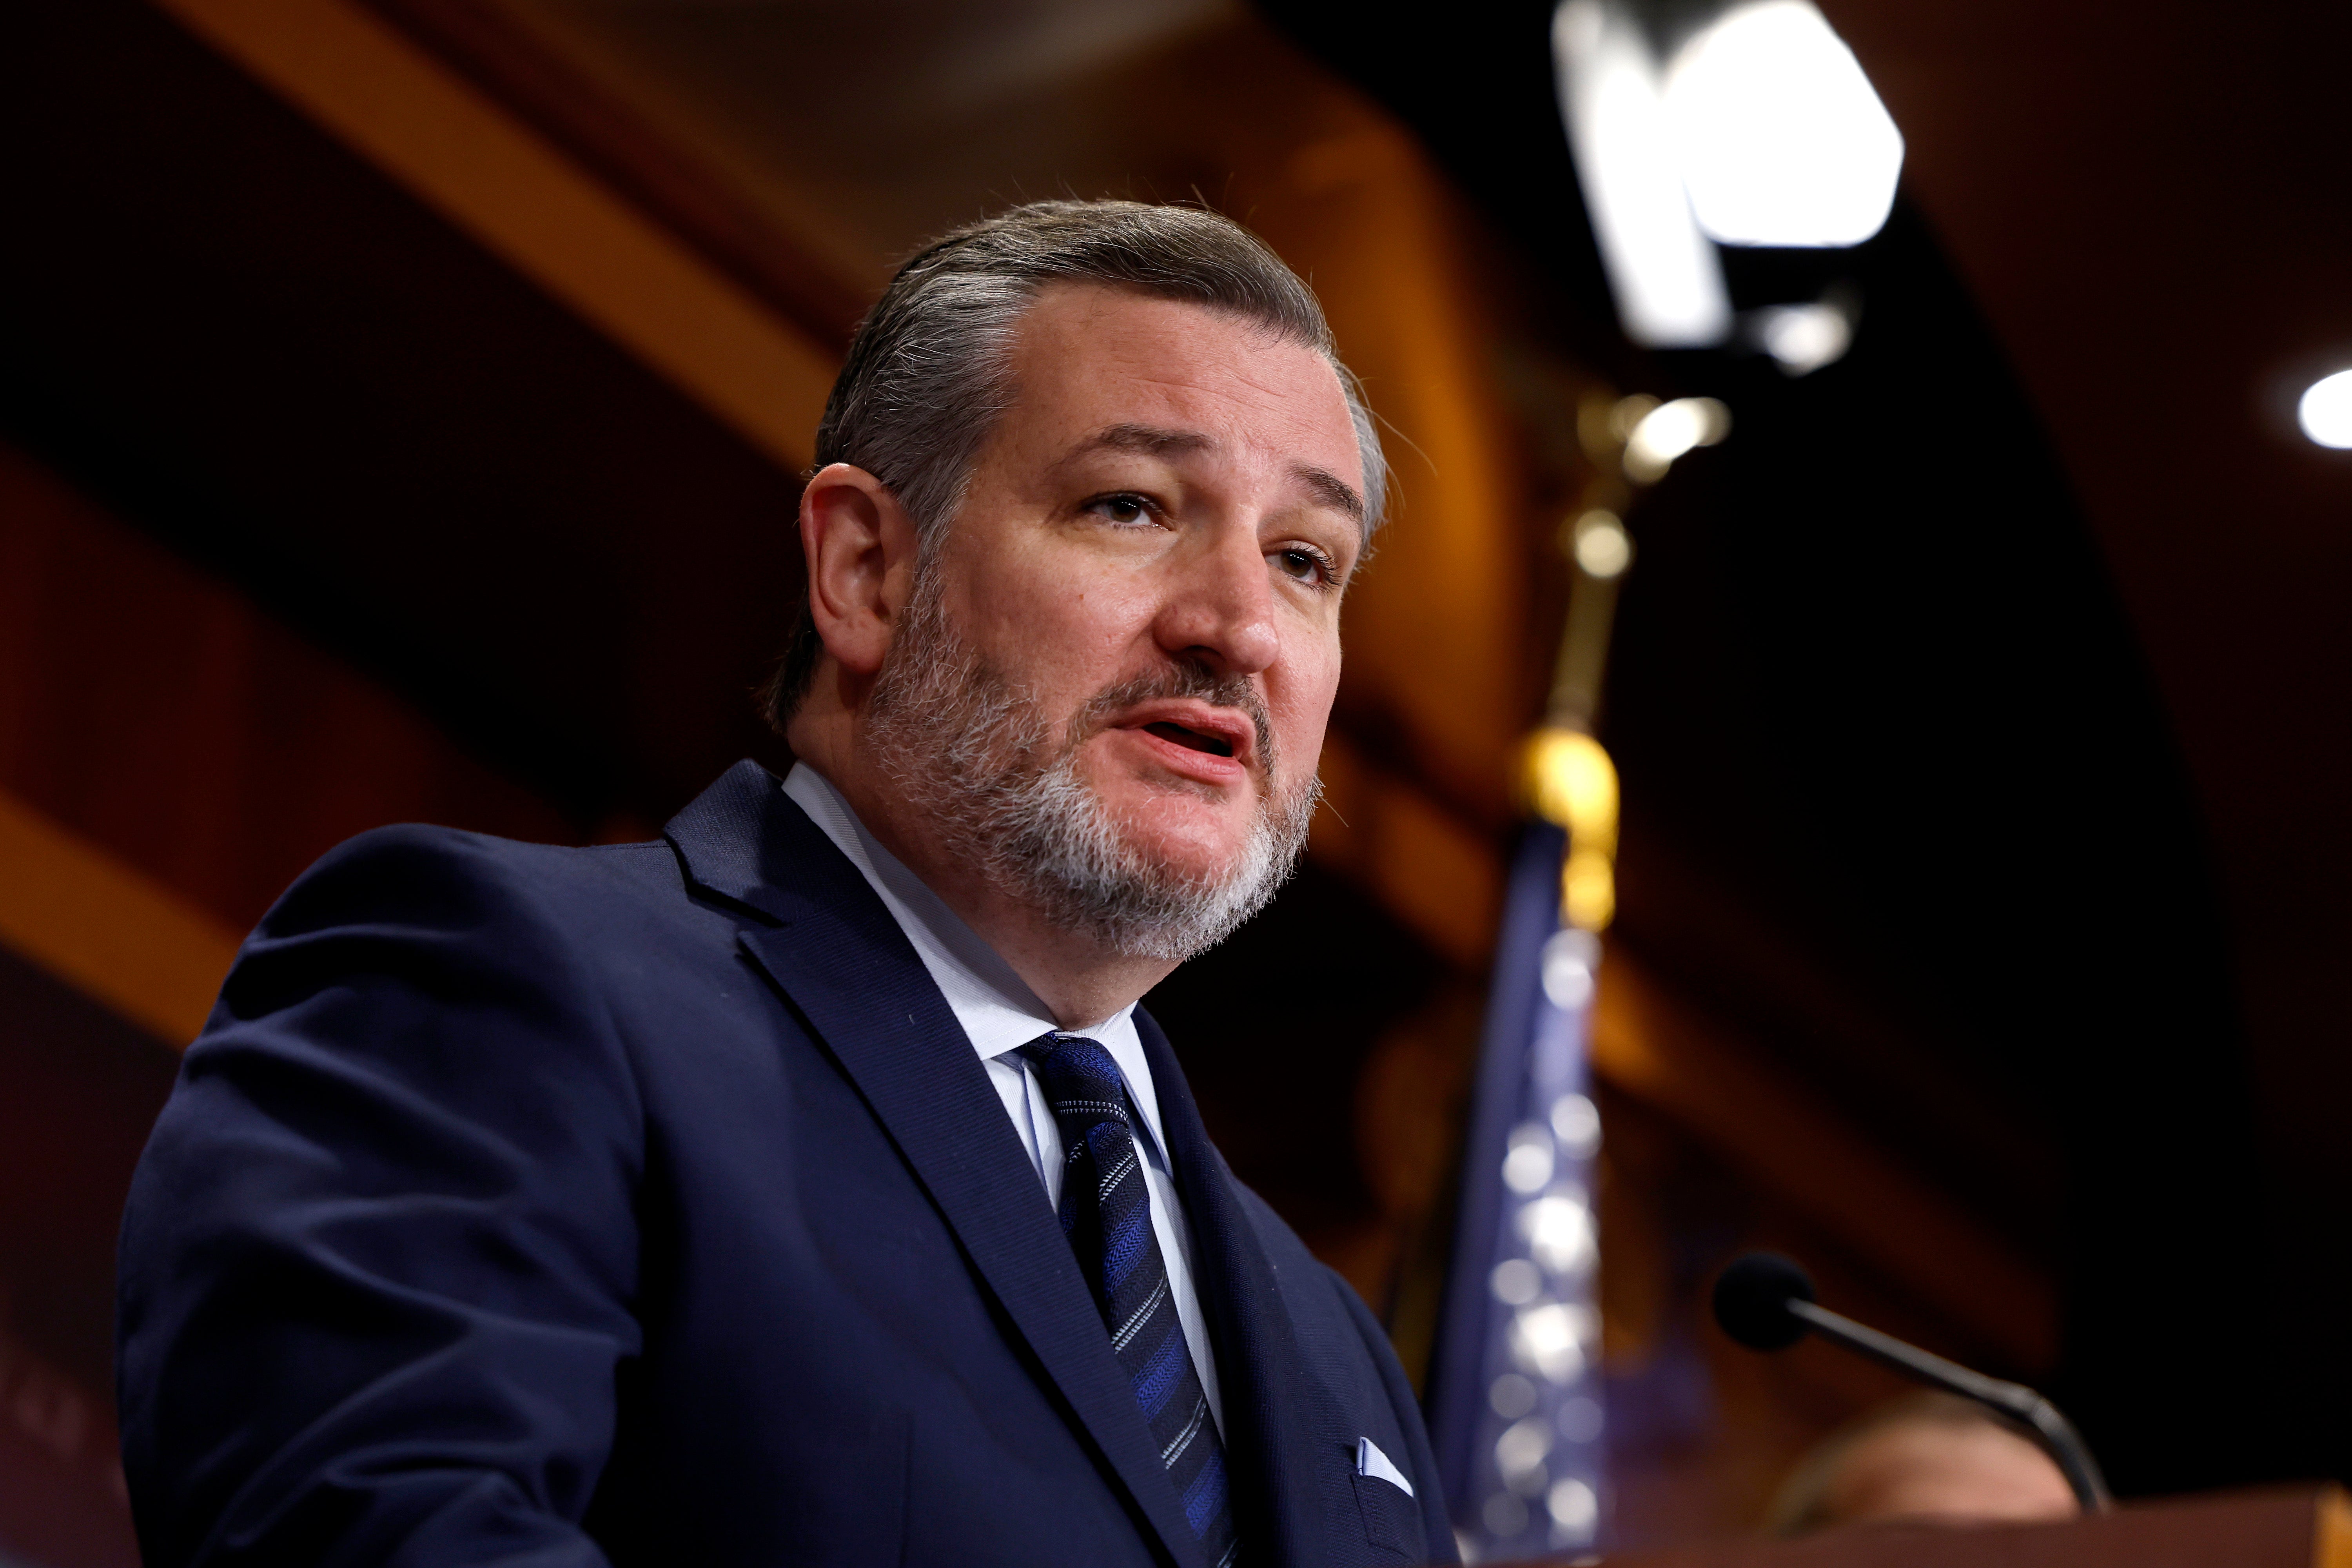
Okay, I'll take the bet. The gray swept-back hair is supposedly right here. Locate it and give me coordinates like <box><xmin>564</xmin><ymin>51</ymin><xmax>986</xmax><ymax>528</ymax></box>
<box><xmin>760</xmin><ymin>198</ymin><xmax>1385</xmax><ymax>729</ymax></box>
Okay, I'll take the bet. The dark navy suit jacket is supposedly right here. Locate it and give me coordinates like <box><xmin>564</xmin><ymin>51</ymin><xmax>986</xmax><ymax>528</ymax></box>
<box><xmin>117</xmin><ymin>760</ymin><xmax>1455</xmax><ymax>1568</ymax></box>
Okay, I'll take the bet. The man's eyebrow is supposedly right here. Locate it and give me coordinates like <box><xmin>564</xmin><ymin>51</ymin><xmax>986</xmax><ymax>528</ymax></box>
<box><xmin>1292</xmin><ymin>462</ymin><xmax>1364</xmax><ymax>525</ymax></box>
<box><xmin>1061</xmin><ymin>423</ymin><xmax>1364</xmax><ymax>524</ymax></box>
<box><xmin>1061</xmin><ymin>423</ymin><xmax>1216</xmax><ymax>463</ymax></box>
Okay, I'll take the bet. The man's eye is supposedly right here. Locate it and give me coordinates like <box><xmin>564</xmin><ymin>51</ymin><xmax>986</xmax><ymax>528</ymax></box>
<box><xmin>1089</xmin><ymin>494</ymin><xmax>1153</xmax><ymax>526</ymax></box>
<box><xmin>1274</xmin><ymin>546</ymin><xmax>1334</xmax><ymax>585</ymax></box>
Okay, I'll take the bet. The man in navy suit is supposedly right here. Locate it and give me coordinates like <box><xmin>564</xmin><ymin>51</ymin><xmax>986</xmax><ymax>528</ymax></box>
<box><xmin>116</xmin><ymin>200</ymin><xmax>1455</xmax><ymax>1568</ymax></box>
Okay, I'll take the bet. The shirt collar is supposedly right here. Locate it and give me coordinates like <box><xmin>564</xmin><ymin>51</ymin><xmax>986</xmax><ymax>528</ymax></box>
<box><xmin>778</xmin><ymin>766</ymin><xmax>1160</xmax><ymax>1143</ymax></box>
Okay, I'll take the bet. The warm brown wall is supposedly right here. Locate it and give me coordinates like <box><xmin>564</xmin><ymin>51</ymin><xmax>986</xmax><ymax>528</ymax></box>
<box><xmin>0</xmin><ymin>947</ymin><xmax>174</xmax><ymax>1568</ymax></box>
<box><xmin>0</xmin><ymin>437</ymin><xmax>575</xmax><ymax>937</ymax></box>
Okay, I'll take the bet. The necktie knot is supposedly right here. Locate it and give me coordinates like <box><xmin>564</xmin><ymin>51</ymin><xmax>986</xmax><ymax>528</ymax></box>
<box><xmin>1023</xmin><ymin>1033</ymin><xmax>1131</xmax><ymax>1138</ymax></box>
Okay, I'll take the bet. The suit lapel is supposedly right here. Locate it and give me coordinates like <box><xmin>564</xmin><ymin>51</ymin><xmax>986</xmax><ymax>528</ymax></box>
<box><xmin>665</xmin><ymin>762</ymin><xmax>1204</xmax><ymax>1568</ymax></box>
<box><xmin>1136</xmin><ymin>1009</ymin><xmax>1329</xmax><ymax>1568</ymax></box>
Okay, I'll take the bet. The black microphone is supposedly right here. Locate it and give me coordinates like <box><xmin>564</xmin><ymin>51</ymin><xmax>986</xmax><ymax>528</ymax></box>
<box><xmin>1711</xmin><ymin>1252</ymin><xmax>2111</xmax><ymax>1512</ymax></box>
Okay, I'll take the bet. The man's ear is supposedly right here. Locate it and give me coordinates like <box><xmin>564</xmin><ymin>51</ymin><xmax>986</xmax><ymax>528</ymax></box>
<box><xmin>800</xmin><ymin>463</ymin><xmax>920</xmax><ymax>677</ymax></box>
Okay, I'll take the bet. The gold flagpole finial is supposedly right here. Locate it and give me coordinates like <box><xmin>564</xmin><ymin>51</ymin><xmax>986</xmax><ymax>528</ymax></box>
<box><xmin>1517</xmin><ymin>389</ymin><xmax>1721</xmax><ymax>931</ymax></box>
<box><xmin>1520</xmin><ymin>726</ymin><xmax>1619</xmax><ymax>932</ymax></box>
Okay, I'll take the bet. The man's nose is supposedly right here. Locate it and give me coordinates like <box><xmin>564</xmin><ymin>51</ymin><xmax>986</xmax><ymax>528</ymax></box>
<box><xmin>1153</xmin><ymin>526</ymin><xmax>1279</xmax><ymax>677</ymax></box>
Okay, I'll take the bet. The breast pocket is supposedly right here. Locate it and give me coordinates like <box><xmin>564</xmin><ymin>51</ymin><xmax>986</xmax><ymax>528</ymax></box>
<box><xmin>1350</xmin><ymin>1470</ymin><xmax>1426</xmax><ymax>1562</ymax></box>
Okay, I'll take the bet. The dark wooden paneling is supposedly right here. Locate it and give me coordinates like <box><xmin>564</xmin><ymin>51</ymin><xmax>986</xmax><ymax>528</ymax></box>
<box><xmin>0</xmin><ymin>0</ymin><xmax>805</xmax><ymax>832</ymax></box>
<box><xmin>0</xmin><ymin>946</ymin><xmax>177</xmax><ymax>1568</ymax></box>
<box><xmin>0</xmin><ymin>437</ymin><xmax>572</xmax><ymax>932</ymax></box>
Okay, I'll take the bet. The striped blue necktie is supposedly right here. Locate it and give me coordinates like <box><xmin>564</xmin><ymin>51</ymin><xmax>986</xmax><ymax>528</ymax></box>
<box><xmin>1025</xmin><ymin>1033</ymin><xmax>1239</xmax><ymax>1568</ymax></box>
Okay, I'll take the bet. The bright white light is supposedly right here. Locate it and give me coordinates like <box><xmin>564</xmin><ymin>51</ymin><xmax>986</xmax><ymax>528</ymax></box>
<box><xmin>1662</xmin><ymin>0</ymin><xmax>1904</xmax><ymax>247</ymax></box>
<box><xmin>1509</xmin><ymin>1302</ymin><xmax>1593</xmax><ymax>1384</ymax></box>
<box><xmin>1540</xmin><ymin>936</ymin><xmax>1594</xmax><ymax>1010</ymax></box>
<box><xmin>1755</xmin><ymin>301</ymin><xmax>1853</xmax><ymax>374</ymax></box>
<box><xmin>1549</xmin><ymin>1093</ymin><xmax>1601</xmax><ymax>1158</ymax></box>
<box><xmin>1547</xmin><ymin>1477</ymin><xmax>1599</xmax><ymax>1536</ymax></box>
<box><xmin>1623</xmin><ymin>396</ymin><xmax>1731</xmax><ymax>481</ymax></box>
<box><xmin>1518</xmin><ymin>1195</ymin><xmax>1595</xmax><ymax>1276</ymax></box>
<box><xmin>1502</xmin><ymin>1124</ymin><xmax>1556</xmax><ymax>1194</ymax></box>
<box><xmin>1496</xmin><ymin>1416</ymin><xmax>1554</xmax><ymax>1495</ymax></box>
<box><xmin>2299</xmin><ymin>369</ymin><xmax>2352</xmax><ymax>448</ymax></box>
<box><xmin>1571</xmin><ymin>510</ymin><xmax>1634</xmax><ymax>578</ymax></box>
<box><xmin>1554</xmin><ymin>0</ymin><xmax>1732</xmax><ymax>347</ymax></box>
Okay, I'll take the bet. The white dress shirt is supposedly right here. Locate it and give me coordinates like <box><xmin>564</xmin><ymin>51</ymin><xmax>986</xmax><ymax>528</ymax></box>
<box><xmin>781</xmin><ymin>763</ymin><xmax>1224</xmax><ymax>1433</ymax></box>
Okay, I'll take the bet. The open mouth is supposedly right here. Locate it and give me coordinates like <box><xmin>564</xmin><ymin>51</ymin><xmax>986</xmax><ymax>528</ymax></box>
<box><xmin>1142</xmin><ymin>720</ymin><xmax>1235</xmax><ymax>759</ymax></box>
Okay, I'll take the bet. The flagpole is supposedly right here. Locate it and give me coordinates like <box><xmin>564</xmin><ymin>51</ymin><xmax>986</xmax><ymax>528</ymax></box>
<box><xmin>1423</xmin><ymin>394</ymin><xmax>1726</xmax><ymax>1561</ymax></box>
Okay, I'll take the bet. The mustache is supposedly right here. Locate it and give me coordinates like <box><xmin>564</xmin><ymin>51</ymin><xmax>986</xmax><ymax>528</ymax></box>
<box><xmin>1069</xmin><ymin>664</ymin><xmax>1277</xmax><ymax>779</ymax></box>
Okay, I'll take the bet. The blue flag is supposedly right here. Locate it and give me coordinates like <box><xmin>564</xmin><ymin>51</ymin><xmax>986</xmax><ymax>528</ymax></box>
<box><xmin>1426</xmin><ymin>821</ymin><xmax>1607</xmax><ymax>1560</ymax></box>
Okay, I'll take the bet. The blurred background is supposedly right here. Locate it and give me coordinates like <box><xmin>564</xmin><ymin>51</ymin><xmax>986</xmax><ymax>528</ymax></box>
<box><xmin>3</xmin><ymin>0</ymin><xmax>2350</xmax><ymax>1563</ymax></box>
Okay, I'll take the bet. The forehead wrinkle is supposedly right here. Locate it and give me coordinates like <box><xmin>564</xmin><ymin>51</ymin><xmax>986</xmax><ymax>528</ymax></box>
<box><xmin>1056</xmin><ymin>423</ymin><xmax>1217</xmax><ymax>468</ymax></box>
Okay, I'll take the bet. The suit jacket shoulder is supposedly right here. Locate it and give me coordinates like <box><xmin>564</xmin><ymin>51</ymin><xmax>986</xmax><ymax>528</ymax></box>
<box><xmin>121</xmin><ymin>821</ymin><xmax>689</xmax><ymax>1568</ymax></box>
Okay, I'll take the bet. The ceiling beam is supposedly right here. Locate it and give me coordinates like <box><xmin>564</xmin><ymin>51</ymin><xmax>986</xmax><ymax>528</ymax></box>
<box><xmin>0</xmin><ymin>788</ymin><xmax>238</xmax><ymax>1049</ymax></box>
<box><xmin>147</xmin><ymin>0</ymin><xmax>837</xmax><ymax>474</ymax></box>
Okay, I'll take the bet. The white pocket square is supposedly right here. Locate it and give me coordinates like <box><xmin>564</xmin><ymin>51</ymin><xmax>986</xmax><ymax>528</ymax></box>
<box><xmin>1356</xmin><ymin>1436</ymin><xmax>1415</xmax><ymax>1497</ymax></box>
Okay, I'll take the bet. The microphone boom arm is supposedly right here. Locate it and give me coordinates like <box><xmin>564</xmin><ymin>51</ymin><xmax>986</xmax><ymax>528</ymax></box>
<box><xmin>1786</xmin><ymin>1299</ymin><xmax>2112</xmax><ymax>1512</ymax></box>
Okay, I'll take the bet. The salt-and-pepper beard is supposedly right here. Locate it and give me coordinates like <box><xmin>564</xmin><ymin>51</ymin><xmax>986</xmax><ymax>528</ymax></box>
<box><xmin>864</xmin><ymin>564</ymin><xmax>1321</xmax><ymax>962</ymax></box>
